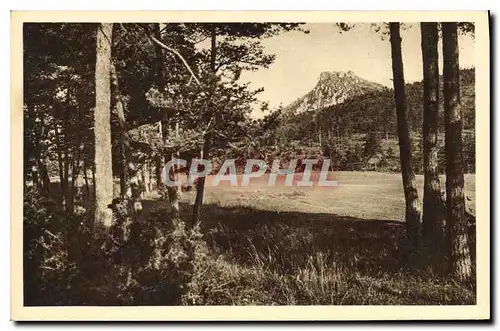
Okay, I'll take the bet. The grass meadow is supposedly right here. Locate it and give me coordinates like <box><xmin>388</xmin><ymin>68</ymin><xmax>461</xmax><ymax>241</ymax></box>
<box><xmin>134</xmin><ymin>171</ymin><xmax>477</xmax><ymax>305</ymax></box>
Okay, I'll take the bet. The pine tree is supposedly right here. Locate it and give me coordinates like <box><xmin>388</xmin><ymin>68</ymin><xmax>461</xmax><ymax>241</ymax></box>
<box><xmin>389</xmin><ymin>22</ymin><xmax>422</xmax><ymax>254</ymax></box>
<box><xmin>442</xmin><ymin>22</ymin><xmax>472</xmax><ymax>281</ymax></box>
<box><xmin>421</xmin><ymin>22</ymin><xmax>446</xmax><ymax>254</ymax></box>
<box><xmin>94</xmin><ymin>23</ymin><xmax>114</xmax><ymax>226</ymax></box>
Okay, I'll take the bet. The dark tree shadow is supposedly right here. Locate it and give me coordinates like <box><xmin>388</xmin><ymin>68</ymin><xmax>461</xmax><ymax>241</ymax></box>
<box><xmin>141</xmin><ymin>199</ymin><xmax>407</xmax><ymax>276</ymax></box>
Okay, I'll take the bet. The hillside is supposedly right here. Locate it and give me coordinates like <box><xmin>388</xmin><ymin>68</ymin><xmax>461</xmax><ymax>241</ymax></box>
<box><xmin>276</xmin><ymin>68</ymin><xmax>475</xmax><ymax>141</ymax></box>
<box><xmin>284</xmin><ymin>71</ymin><xmax>386</xmax><ymax>115</ymax></box>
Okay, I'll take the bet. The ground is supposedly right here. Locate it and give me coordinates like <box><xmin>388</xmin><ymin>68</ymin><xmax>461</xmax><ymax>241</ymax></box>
<box><xmin>136</xmin><ymin>171</ymin><xmax>476</xmax><ymax>305</ymax></box>
<box><xmin>28</xmin><ymin>171</ymin><xmax>476</xmax><ymax>305</ymax></box>
<box><xmin>171</xmin><ymin>171</ymin><xmax>476</xmax><ymax>220</ymax></box>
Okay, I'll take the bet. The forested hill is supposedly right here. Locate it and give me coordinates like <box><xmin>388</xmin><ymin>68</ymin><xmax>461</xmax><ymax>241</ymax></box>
<box><xmin>275</xmin><ymin>68</ymin><xmax>475</xmax><ymax>142</ymax></box>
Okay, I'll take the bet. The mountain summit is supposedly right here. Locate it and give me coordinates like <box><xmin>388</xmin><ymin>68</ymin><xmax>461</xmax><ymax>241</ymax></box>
<box><xmin>284</xmin><ymin>71</ymin><xmax>386</xmax><ymax>114</ymax></box>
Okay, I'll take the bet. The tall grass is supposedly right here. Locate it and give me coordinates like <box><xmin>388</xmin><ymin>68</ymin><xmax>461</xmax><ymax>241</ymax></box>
<box><xmin>182</xmin><ymin>202</ymin><xmax>476</xmax><ymax>305</ymax></box>
<box><xmin>24</xmin><ymin>190</ymin><xmax>476</xmax><ymax>306</ymax></box>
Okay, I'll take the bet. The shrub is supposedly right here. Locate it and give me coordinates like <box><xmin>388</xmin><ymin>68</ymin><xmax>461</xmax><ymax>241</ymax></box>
<box><xmin>23</xmin><ymin>189</ymin><xmax>82</xmax><ymax>305</ymax></box>
<box><xmin>363</xmin><ymin>132</ymin><xmax>382</xmax><ymax>160</ymax></box>
<box><xmin>23</xmin><ymin>190</ymin><xmax>206</xmax><ymax>305</ymax></box>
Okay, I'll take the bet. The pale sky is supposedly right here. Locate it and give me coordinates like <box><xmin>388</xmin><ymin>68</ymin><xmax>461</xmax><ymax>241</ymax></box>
<box><xmin>240</xmin><ymin>23</ymin><xmax>475</xmax><ymax>118</ymax></box>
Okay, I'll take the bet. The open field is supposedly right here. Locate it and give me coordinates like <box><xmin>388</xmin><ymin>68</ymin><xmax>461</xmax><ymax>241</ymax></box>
<box><xmin>175</xmin><ymin>171</ymin><xmax>476</xmax><ymax>221</ymax></box>
<box><xmin>25</xmin><ymin>171</ymin><xmax>476</xmax><ymax>305</ymax></box>
<box><xmin>135</xmin><ymin>171</ymin><xmax>476</xmax><ymax>305</ymax></box>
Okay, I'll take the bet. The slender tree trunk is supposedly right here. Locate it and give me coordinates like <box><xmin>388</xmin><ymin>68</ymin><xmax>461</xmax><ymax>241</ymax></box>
<box><xmin>71</xmin><ymin>92</ymin><xmax>86</xmax><ymax>211</ymax></box>
<box><xmin>192</xmin><ymin>142</ymin><xmax>209</xmax><ymax>226</ymax></box>
<box><xmin>83</xmin><ymin>155</ymin><xmax>90</xmax><ymax>203</ymax></box>
<box><xmin>119</xmin><ymin>138</ymin><xmax>127</xmax><ymax>199</ymax></box>
<box><xmin>389</xmin><ymin>22</ymin><xmax>422</xmax><ymax>254</ymax></box>
<box><xmin>30</xmin><ymin>162</ymin><xmax>39</xmax><ymax>190</ymax></box>
<box><xmin>155</xmin><ymin>120</ymin><xmax>163</xmax><ymax>193</ymax></box>
<box><xmin>110</xmin><ymin>63</ymin><xmax>129</xmax><ymax>199</ymax></box>
<box><xmin>421</xmin><ymin>22</ymin><xmax>446</xmax><ymax>253</ymax></box>
<box><xmin>192</xmin><ymin>25</ymin><xmax>217</xmax><ymax>226</ymax></box>
<box><xmin>94</xmin><ymin>23</ymin><xmax>114</xmax><ymax>227</ymax></box>
<box><xmin>25</xmin><ymin>105</ymin><xmax>39</xmax><ymax>191</ymax></box>
<box><xmin>154</xmin><ymin>23</ymin><xmax>165</xmax><ymax>198</ymax></box>
<box><xmin>166</xmin><ymin>178</ymin><xmax>180</xmax><ymax>218</ymax></box>
<box><xmin>442</xmin><ymin>22</ymin><xmax>472</xmax><ymax>281</ymax></box>
<box><xmin>161</xmin><ymin>114</ymin><xmax>180</xmax><ymax>217</ymax></box>
<box><xmin>143</xmin><ymin>158</ymin><xmax>151</xmax><ymax>194</ymax></box>
<box><xmin>155</xmin><ymin>156</ymin><xmax>163</xmax><ymax>192</ymax></box>
<box><xmin>71</xmin><ymin>152</ymin><xmax>85</xmax><ymax>211</ymax></box>
<box><xmin>55</xmin><ymin>127</ymin><xmax>63</xmax><ymax>181</ymax></box>
<box><xmin>54</xmin><ymin>123</ymin><xmax>69</xmax><ymax>208</ymax></box>
<box><xmin>91</xmin><ymin>163</ymin><xmax>96</xmax><ymax>198</ymax></box>
<box><xmin>38</xmin><ymin>159</ymin><xmax>51</xmax><ymax>196</ymax></box>
<box><xmin>137</xmin><ymin>128</ymin><xmax>151</xmax><ymax>196</ymax></box>
<box><xmin>32</xmin><ymin>113</ymin><xmax>51</xmax><ymax>197</ymax></box>
<box><xmin>154</xmin><ymin>23</ymin><xmax>181</xmax><ymax>218</ymax></box>
<box><xmin>71</xmin><ymin>142</ymin><xmax>83</xmax><ymax>211</ymax></box>
<box><xmin>110</xmin><ymin>63</ymin><xmax>143</xmax><ymax>214</ymax></box>
<box><xmin>63</xmin><ymin>140</ymin><xmax>72</xmax><ymax>212</ymax></box>
<box><xmin>174</xmin><ymin>119</ymin><xmax>182</xmax><ymax>211</ymax></box>
<box><xmin>164</xmin><ymin>132</ymin><xmax>181</xmax><ymax>218</ymax></box>
<box><xmin>37</xmin><ymin>118</ymin><xmax>51</xmax><ymax>197</ymax></box>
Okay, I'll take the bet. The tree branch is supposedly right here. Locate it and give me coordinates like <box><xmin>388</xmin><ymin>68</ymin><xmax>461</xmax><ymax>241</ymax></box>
<box><xmin>136</xmin><ymin>23</ymin><xmax>202</xmax><ymax>87</ymax></box>
<box><xmin>202</xmin><ymin>115</ymin><xmax>214</xmax><ymax>137</ymax></box>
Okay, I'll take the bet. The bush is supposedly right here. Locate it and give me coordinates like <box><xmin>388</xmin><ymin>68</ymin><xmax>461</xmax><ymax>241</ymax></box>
<box><xmin>322</xmin><ymin>137</ymin><xmax>365</xmax><ymax>171</ymax></box>
<box><xmin>23</xmin><ymin>190</ymin><xmax>206</xmax><ymax>305</ymax></box>
<box><xmin>24</xmin><ymin>189</ymin><xmax>84</xmax><ymax>305</ymax></box>
<box><xmin>363</xmin><ymin>132</ymin><xmax>382</xmax><ymax>159</ymax></box>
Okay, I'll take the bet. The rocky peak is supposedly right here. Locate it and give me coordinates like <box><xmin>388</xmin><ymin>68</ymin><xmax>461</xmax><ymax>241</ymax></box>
<box><xmin>285</xmin><ymin>71</ymin><xmax>385</xmax><ymax>114</ymax></box>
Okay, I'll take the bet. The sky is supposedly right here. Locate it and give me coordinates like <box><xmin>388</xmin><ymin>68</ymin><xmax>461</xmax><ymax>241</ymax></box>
<box><xmin>239</xmin><ymin>23</ymin><xmax>475</xmax><ymax>118</ymax></box>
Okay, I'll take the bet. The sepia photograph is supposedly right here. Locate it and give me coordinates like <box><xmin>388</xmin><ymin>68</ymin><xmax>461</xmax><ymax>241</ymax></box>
<box><xmin>10</xmin><ymin>10</ymin><xmax>490</xmax><ymax>321</ymax></box>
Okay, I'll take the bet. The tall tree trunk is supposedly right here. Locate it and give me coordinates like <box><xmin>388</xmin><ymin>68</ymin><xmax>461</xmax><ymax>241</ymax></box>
<box><xmin>71</xmin><ymin>152</ymin><xmax>84</xmax><ymax>211</ymax></box>
<box><xmin>143</xmin><ymin>158</ymin><xmax>151</xmax><ymax>194</ymax></box>
<box><xmin>25</xmin><ymin>105</ymin><xmax>39</xmax><ymax>191</ymax></box>
<box><xmin>138</xmin><ymin>128</ymin><xmax>151</xmax><ymax>196</ymax></box>
<box><xmin>389</xmin><ymin>22</ymin><xmax>422</xmax><ymax>254</ymax></box>
<box><xmin>192</xmin><ymin>25</ymin><xmax>217</xmax><ymax>226</ymax></box>
<box><xmin>83</xmin><ymin>153</ymin><xmax>90</xmax><ymax>204</ymax></box>
<box><xmin>38</xmin><ymin>158</ymin><xmax>51</xmax><ymax>197</ymax></box>
<box><xmin>94</xmin><ymin>23</ymin><xmax>114</xmax><ymax>227</ymax></box>
<box><xmin>155</xmin><ymin>155</ymin><xmax>163</xmax><ymax>192</ymax></box>
<box><xmin>71</xmin><ymin>92</ymin><xmax>85</xmax><ymax>211</ymax></box>
<box><xmin>63</xmin><ymin>141</ymin><xmax>72</xmax><ymax>212</ymax></box>
<box><xmin>54</xmin><ymin>123</ymin><xmax>68</xmax><ymax>208</ymax></box>
<box><xmin>421</xmin><ymin>22</ymin><xmax>446</xmax><ymax>253</ymax></box>
<box><xmin>30</xmin><ymin>162</ymin><xmax>39</xmax><ymax>191</ymax></box>
<box><xmin>110</xmin><ymin>63</ymin><xmax>143</xmax><ymax>214</ymax></box>
<box><xmin>192</xmin><ymin>142</ymin><xmax>209</xmax><ymax>226</ymax></box>
<box><xmin>119</xmin><ymin>138</ymin><xmax>127</xmax><ymax>199</ymax></box>
<box><xmin>32</xmin><ymin>113</ymin><xmax>51</xmax><ymax>197</ymax></box>
<box><xmin>161</xmin><ymin>114</ymin><xmax>180</xmax><ymax>218</ymax></box>
<box><xmin>154</xmin><ymin>23</ymin><xmax>180</xmax><ymax>218</ymax></box>
<box><xmin>38</xmin><ymin>120</ymin><xmax>52</xmax><ymax>197</ymax></box>
<box><xmin>173</xmin><ymin>119</ymin><xmax>182</xmax><ymax>214</ymax></box>
<box><xmin>92</xmin><ymin>163</ymin><xmax>96</xmax><ymax>198</ymax></box>
<box><xmin>154</xmin><ymin>23</ymin><xmax>165</xmax><ymax>198</ymax></box>
<box><xmin>442</xmin><ymin>22</ymin><xmax>472</xmax><ymax>281</ymax></box>
<box><xmin>110</xmin><ymin>63</ymin><xmax>129</xmax><ymax>199</ymax></box>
